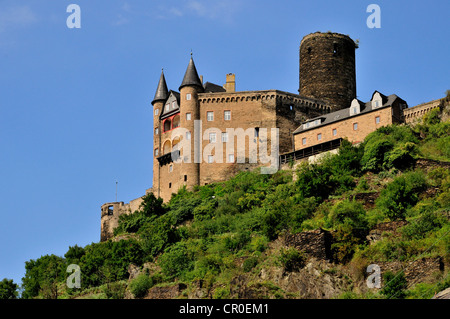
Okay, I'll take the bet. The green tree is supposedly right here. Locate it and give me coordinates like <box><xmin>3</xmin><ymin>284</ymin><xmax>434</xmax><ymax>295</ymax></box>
<box><xmin>0</xmin><ymin>278</ymin><xmax>18</xmax><ymax>299</ymax></box>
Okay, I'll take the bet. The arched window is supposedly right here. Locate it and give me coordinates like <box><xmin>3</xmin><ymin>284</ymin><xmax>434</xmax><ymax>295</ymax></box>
<box><xmin>163</xmin><ymin>140</ymin><xmax>171</xmax><ymax>155</ymax></box>
<box><xmin>164</xmin><ymin>119</ymin><xmax>172</xmax><ymax>132</ymax></box>
<box><xmin>172</xmin><ymin>114</ymin><xmax>180</xmax><ymax>129</ymax></box>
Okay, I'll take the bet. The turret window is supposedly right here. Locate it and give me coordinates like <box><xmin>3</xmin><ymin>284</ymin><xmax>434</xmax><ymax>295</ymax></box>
<box><xmin>155</xmin><ymin>109</ymin><xmax>159</xmax><ymax>116</ymax></box>
<box><xmin>155</xmin><ymin>128</ymin><xmax>159</xmax><ymax>135</ymax></box>
<box><xmin>186</xmin><ymin>93</ymin><xmax>191</xmax><ymax>100</ymax></box>
<box><xmin>186</xmin><ymin>113</ymin><xmax>191</xmax><ymax>121</ymax></box>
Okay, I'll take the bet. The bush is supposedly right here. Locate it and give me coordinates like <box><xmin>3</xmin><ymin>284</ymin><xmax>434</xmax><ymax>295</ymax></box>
<box><xmin>381</xmin><ymin>271</ymin><xmax>407</xmax><ymax>299</ymax></box>
<box><xmin>278</xmin><ymin>248</ymin><xmax>306</xmax><ymax>272</ymax></box>
<box><xmin>402</xmin><ymin>211</ymin><xmax>445</xmax><ymax>240</ymax></box>
<box><xmin>158</xmin><ymin>243</ymin><xmax>193</xmax><ymax>280</ymax></box>
<box><xmin>129</xmin><ymin>274</ymin><xmax>153</xmax><ymax>298</ymax></box>
<box><xmin>243</xmin><ymin>257</ymin><xmax>259</xmax><ymax>272</ymax></box>
<box><xmin>103</xmin><ymin>281</ymin><xmax>127</xmax><ymax>299</ymax></box>
<box><xmin>376</xmin><ymin>171</ymin><xmax>427</xmax><ymax>220</ymax></box>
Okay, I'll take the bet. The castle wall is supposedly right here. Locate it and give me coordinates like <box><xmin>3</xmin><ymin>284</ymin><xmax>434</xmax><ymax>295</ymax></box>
<box><xmin>402</xmin><ymin>99</ymin><xmax>441</xmax><ymax>124</ymax></box>
<box><xmin>153</xmin><ymin>90</ymin><xmax>328</xmax><ymax>200</ymax></box>
<box><xmin>293</xmin><ymin>106</ymin><xmax>394</xmax><ymax>150</ymax></box>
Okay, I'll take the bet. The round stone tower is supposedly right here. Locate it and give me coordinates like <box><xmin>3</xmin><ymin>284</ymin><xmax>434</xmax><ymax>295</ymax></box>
<box><xmin>299</xmin><ymin>32</ymin><xmax>357</xmax><ymax>111</ymax></box>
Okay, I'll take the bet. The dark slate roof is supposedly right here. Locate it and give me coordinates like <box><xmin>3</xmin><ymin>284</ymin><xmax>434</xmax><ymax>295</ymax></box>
<box><xmin>293</xmin><ymin>93</ymin><xmax>402</xmax><ymax>135</ymax></box>
<box><xmin>179</xmin><ymin>56</ymin><xmax>203</xmax><ymax>91</ymax></box>
<box><xmin>152</xmin><ymin>69</ymin><xmax>169</xmax><ymax>105</ymax></box>
<box><xmin>203</xmin><ymin>81</ymin><xmax>226</xmax><ymax>93</ymax></box>
<box><xmin>160</xmin><ymin>90</ymin><xmax>180</xmax><ymax>119</ymax></box>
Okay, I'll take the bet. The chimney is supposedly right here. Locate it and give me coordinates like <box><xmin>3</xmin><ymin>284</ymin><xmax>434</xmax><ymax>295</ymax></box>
<box><xmin>223</xmin><ymin>73</ymin><xmax>235</xmax><ymax>92</ymax></box>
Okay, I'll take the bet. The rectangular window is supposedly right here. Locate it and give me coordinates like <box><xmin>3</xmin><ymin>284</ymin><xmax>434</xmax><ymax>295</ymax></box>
<box><xmin>155</xmin><ymin>128</ymin><xmax>159</xmax><ymax>135</ymax></box>
<box><xmin>254</xmin><ymin>127</ymin><xmax>260</xmax><ymax>138</ymax></box>
<box><xmin>186</xmin><ymin>93</ymin><xmax>191</xmax><ymax>100</ymax></box>
<box><xmin>169</xmin><ymin>183</ymin><xmax>172</xmax><ymax>188</ymax></box>
<box><xmin>208</xmin><ymin>155</ymin><xmax>214</xmax><ymax>163</ymax></box>
<box><xmin>317</xmin><ymin>133</ymin><xmax>322</xmax><ymax>141</ymax></box>
<box><xmin>207</xmin><ymin>111</ymin><xmax>214</xmax><ymax>121</ymax></box>
<box><xmin>154</xmin><ymin>109</ymin><xmax>159</xmax><ymax>116</ymax></box>
<box><xmin>221</xmin><ymin>132</ymin><xmax>228</xmax><ymax>142</ymax></box>
<box><xmin>184</xmin><ymin>175</ymin><xmax>187</xmax><ymax>182</ymax></box>
<box><xmin>186</xmin><ymin>113</ymin><xmax>191</xmax><ymax>121</ymax></box>
<box><xmin>332</xmin><ymin>128</ymin><xmax>337</xmax><ymax>136</ymax></box>
<box><xmin>224</xmin><ymin>110</ymin><xmax>231</xmax><ymax>121</ymax></box>
<box><xmin>228</xmin><ymin>154</ymin><xmax>234</xmax><ymax>163</ymax></box>
<box><xmin>154</xmin><ymin>148</ymin><xmax>159</xmax><ymax>156</ymax></box>
<box><xmin>302</xmin><ymin>137</ymin><xmax>306</xmax><ymax>145</ymax></box>
<box><xmin>186</xmin><ymin>131</ymin><xmax>191</xmax><ymax>140</ymax></box>
<box><xmin>169</xmin><ymin>165</ymin><xmax>173</xmax><ymax>172</ymax></box>
<box><xmin>375</xmin><ymin>116</ymin><xmax>380</xmax><ymax>124</ymax></box>
<box><xmin>353</xmin><ymin>123</ymin><xmax>358</xmax><ymax>130</ymax></box>
<box><xmin>209</xmin><ymin>132</ymin><xmax>216</xmax><ymax>143</ymax></box>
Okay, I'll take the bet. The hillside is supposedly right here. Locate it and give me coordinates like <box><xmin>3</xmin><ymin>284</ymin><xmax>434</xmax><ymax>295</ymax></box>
<box><xmin>4</xmin><ymin>100</ymin><xmax>450</xmax><ymax>300</ymax></box>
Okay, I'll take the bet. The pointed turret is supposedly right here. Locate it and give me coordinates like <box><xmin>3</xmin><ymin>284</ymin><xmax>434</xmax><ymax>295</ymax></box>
<box><xmin>179</xmin><ymin>55</ymin><xmax>203</xmax><ymax>91</ymax></box>
<box><xmin>152</xmin><ymin>69</ymin><xmax>169</xmax><ymax>105</ymax></box>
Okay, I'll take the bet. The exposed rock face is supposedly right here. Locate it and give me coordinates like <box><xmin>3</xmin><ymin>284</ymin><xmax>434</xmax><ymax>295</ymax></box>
<box><xmin>432</xmin><ymin>287</ymin><xmax>450</xmax><ymax>299</ymax></box>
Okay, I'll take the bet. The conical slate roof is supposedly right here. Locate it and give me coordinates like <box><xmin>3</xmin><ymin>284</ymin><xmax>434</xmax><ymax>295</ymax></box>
<box><xmin>152</xmin><ymin>69</ymin><xmax>169</xmax><ymax>105</ymax></box>
<box><xmin>179</xmin><ymin>55</ymin><xmax>203</xmax><ymax>91</ymax></box>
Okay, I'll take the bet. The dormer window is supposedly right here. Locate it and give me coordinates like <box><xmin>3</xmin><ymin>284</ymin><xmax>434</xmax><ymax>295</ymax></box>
<box><xmin>372</xmin><ymin>92</ymin><xmax>383</xmax><ymax>109</ymax></box>
<box><xmin>350</xmin><ymin>99</ymin><xmax>361</xmax><ymax>115</ymax></box>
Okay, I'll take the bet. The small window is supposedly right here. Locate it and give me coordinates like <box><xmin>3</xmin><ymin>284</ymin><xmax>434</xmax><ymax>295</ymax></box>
<box><xmin>107</xmin><ymin>205</ymin><xmax>114</xmax><ymax>216</ymax></box>
<box><xmin>169</xmin><ymin>165</ymin><xmax>173</xmax><ymax>172</ymax></box>
<box><xmin>333</xmin><ymin>43</ymin><xmax>338</xmax><ymax>56</ymax></box>
<box><xmin>209</xmin><ymin>133</ymin><xmax>216</xmax><ymax>143</ymax></box>
<box><xmin>165</xmin><ymin>104</ymin><xmax>170</xmax><ymax>112</ymax></box>
<box><xmin>154</xmin><ymin>148</ymin><xmax>159</xmax><ymax>156</ymax></box>
<box><xmin>224</xmin><ymin>110</ymin><xmax>231</xmax><ymax>121</ymax></box>
<box><xmin>332</xmin><ymin>128</ymin><xmax>337</xmax><ymax>136</ymax></box>
<box><xmin>353</xmin><ymin>123</ymin><xmax>358</xmax><ymax>130</ymax></box>
<box><xmin>207</xmin><ymin>111</ymin><xmax>214</xmax><ymax>121</ymax></box>
<box><xmin>228</xmin><ymin>154</ymin><xmax>234</xmax><ymax>163</ymax></box>
<box><xmin>184</xmin><ymin>175</ymin><xmax>187</xmax><ymax>182</ymax></box>
<box><xmin>208</xmin><ymin>155</ymin><xmax>214</xmax><ymax>163</ymax></box>
<box><xmin>172</xmin><ymin>101</ymin><xmax>176</xmax><ymax>109</ymax></box>
<box><xmin>289</xmin><ymin>105</ymin><xmax>293</xmax><ymax>111</ymax></box>
<box><xmin>154</xmin><ymin>109</ymin><xmax>159</xmax><ymax>116</ymax></box>
<box><xmin>254</xmin><ymin>127</ymin><xmax>260</xmax><ymax>138</ymax></box>
<box><xmin>186</xmin><ymin>131</ymin><xmax>191</xmax><ymax>140</ymax></box>
<box><xmin>221</xmin><ymin>132</ymin><xmax>228</xmax><ymax>143</ymax></box>
<box><xmin>186</xmin><ymin>93</ymin><xmax>191</xmax><ymax>100</ymax></box>
<box><xmin>375</xmin><ymin>116</ymin><xmax>380</xmax><ymax>124</ymax></box>
<box><xmin>317</xmin><ymin>133</ymin><xmax>322</xmax><ymax>141</ymax></box>
<box><xmin>302</xmin><ymin>137</ymin><xmax>307</xmax><ymax>145</ymax></box>
<box><xmin>155</xmin><ymin>128</ymin><xmax>159</xmax><ymax>135</ymax></box>
<box><xmin>169</xmin><ymin>183</ymin><xmax>172</xmax><ymax>188</ymax></box>
<box><xmin>186</xmin><ymin>113</ymin><xmax>191</xmax><ymax>121</ymax></box>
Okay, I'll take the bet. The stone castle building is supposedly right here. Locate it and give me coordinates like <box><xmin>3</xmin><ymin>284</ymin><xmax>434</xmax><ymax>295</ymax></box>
<box><xmin>100</xmin><ymin>31</ymin><xmax>441</xmax><ymax>242</ymax></box>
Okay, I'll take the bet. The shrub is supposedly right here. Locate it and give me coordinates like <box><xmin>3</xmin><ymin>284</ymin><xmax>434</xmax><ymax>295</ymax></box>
<box><xmin>103</xmin><ymin>281</ymin><xmax>127</xmax><ymax>299</ymax></box>
<box><xmin>243</xmin><ymin>257</ymin><xmax>259</xmax><ymax>272</ymax></box>
<box><xmin>381</xmin><ymin>271</ymin><xmax>408</xmax><ymax>299</ymax></box>
<box><xmin>402</xmin><ymin>211</ymin><xmax>445</xmax><ymax>240</ymax></box>
<box><xmin>376</xmin><ymin>171</ymin><xmax>427</xmax><ymax>220</ymax></box>
<box><xmin>129</xmin><ymin>274</ymin><xmax>153</xmax><ymax>298</ymax></box>
<box><xmin>361</xmin><ymin>138</ymin><xmax>393</xmax><ymax>172</ymax></box>
<box><xmin>278</xmin><ymin>248</ymin><xmax>306</xmax><ymax>272</ymax></box>
<box><xmin>158</xmin><ymin>243</ymin><xmax>193</xmax><ymax>280</ymax></box>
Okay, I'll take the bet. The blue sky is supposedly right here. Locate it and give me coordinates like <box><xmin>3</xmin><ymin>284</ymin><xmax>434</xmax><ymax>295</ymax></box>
<box><xmin>0</xmin><ymin>0</ymin><xmax>448</xmax><ymax>286</ymax></box>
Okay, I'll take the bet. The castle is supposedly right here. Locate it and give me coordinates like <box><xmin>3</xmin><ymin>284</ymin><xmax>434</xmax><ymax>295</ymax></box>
<box><xmin>100</xmin><ymin>31</ymin><xmax>441</xmax><ymax>242</ymax></box>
